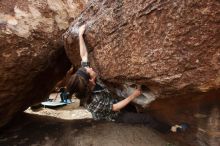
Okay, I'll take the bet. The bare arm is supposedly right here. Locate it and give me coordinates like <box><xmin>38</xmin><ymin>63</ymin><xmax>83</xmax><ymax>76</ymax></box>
<box><xmin>79</xmin><ymin>25</ymin><xmax>88</xmax><ymax>62</ymax></box>
<box><xmin>112</xmin><ymin>89</ymin><xmax>141</xmax><ymax>112</ymax></box>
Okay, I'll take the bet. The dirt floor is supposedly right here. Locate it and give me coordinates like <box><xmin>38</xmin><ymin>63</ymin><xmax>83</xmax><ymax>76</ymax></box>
<box><xmin>1</xmin><ymin>90</ymin><xmax>219</xmax><ymax>146</ymax></box>
<box><xmin>0</xmin><ymin>107</ymin><xmax>174</xmax><ymax>146</ymax></box>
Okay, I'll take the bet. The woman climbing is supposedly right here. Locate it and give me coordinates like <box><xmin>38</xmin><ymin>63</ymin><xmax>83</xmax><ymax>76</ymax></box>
<box><xmin>66</xmin><ymin>24</ymin><xmax>186</xmax><ymax>133</ymax></box>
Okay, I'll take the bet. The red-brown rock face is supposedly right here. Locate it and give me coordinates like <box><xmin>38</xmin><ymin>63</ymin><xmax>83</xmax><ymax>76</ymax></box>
<box><xmin>0</xmin><ymin>0</ymin><xmax>87</xmax><ymax>127</ymax></box>
<box><xmin>63</xmin><ymin>0</ymin><xmax>220</xmax><ymax>98</ymax></box>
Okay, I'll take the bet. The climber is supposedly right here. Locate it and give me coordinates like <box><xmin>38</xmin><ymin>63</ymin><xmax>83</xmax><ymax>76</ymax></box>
<box><xmin>66</xmin><ymin>24</ymin><xmax>186</xmax><ymax>133</ymax></box>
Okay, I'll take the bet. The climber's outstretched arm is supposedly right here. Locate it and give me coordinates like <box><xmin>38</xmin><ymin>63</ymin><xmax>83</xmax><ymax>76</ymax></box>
<box><xmin>112</xmin><ymin>89</ymin><xmax>142</xmax><ymax>111</ymax></box>
<box><xmin>79</xmin><ymin>24</ymin><xmax>88</xmax><ymax>62</ymax></box>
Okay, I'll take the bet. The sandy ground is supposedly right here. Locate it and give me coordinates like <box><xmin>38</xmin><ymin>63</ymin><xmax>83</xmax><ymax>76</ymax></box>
<box><xmin>0</xmin><ymin>97</ymin><xmax>175</xmax><ymax>146</ymax></box>
<box><xmin>1</xmin><ymin>91</ymin><xmax>219</xmax><ymax>146</ymax></box>
<box><xmin>25</xmin><ymin>98</ymin><xmax>93</xmax><ymax>120</ymax></box>
<box><xmin>0</xmin><ymin>112</ymin><xmax>173</xmax><ymax>146</ymax></box>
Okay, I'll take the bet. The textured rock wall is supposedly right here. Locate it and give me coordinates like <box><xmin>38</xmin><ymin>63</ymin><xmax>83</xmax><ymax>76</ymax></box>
<box><xmin>63</xmin><ymin>0</ymin><xmax>220</xmax><ymax>98</ymax></box>
<box><xmin>0</xmin><ymin>0</ymin><xmax>87</xmax><ymax>127</ymax></box>
<box><xmin>148</xmin><ymin>90</ymin><xmax>220</xmax><ymax>146</ymax></box>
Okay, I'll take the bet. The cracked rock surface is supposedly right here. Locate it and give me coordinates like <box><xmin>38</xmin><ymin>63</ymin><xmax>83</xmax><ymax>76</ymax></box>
<box><xmin>63</xmin><ymin>0</ymin><xmax>220</xmax><ymax>99</ymax></box>
<box><xmin>0</xmin><ymin>0</ymin><xmax>87</xmax><ymax>127</ymax></box>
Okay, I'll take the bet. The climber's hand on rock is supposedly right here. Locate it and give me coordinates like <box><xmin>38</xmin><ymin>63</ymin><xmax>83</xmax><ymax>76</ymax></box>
<box><xmin>136</xmin><ymin>85</ymin><xmax>142</xmax><ymax>90</ymax></box>
<box><xmin>79</xmin><ymin>24</ymin><xmax>86</xmax><ymax>36</ymax></box>
<box><xmin>131</xmin><ymin>88</ymin><xmax>142</xmax><ymax>99</ymax></box>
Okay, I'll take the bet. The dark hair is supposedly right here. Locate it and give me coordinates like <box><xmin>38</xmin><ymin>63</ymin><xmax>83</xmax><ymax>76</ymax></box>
<box><xmin>66</xmin><ymin>68</ymin><xmax>91</xmax><ymax>105</ymax></box>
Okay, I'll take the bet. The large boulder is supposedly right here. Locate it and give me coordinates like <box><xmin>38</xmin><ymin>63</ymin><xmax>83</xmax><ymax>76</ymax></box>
<box><xmin>0</xmin><ymin>0</ymin><xmax>87</xmax><ymax>127</ymax></box>
<box><xmin>63</xmin><ymin>0</ymin><xmax>220</xmax><ymax>99</ymax></box>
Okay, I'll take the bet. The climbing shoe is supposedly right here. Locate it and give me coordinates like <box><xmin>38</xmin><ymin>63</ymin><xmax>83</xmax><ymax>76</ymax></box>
<box><xmin>171</xmin><ymin>123</ymin><xmax>189</xmax><ymax>132</ymax></box>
